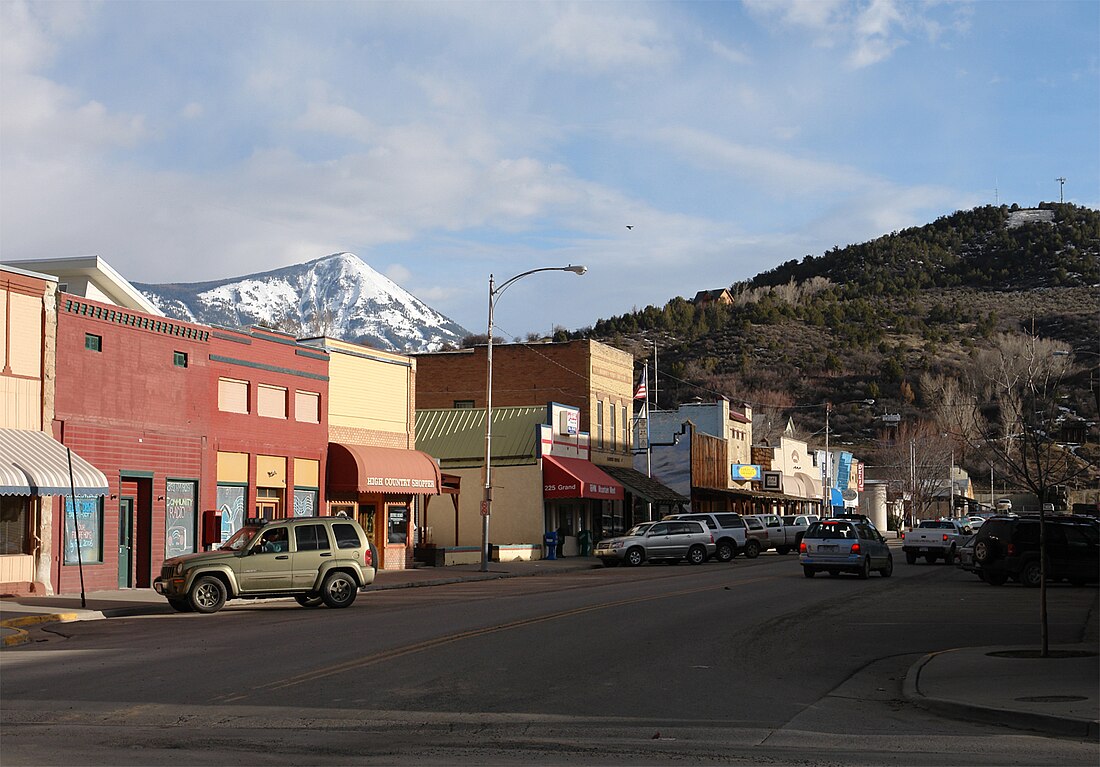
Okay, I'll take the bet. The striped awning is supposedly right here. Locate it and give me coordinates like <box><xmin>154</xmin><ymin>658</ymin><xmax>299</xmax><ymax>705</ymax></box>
<box><xmin>0</xmin><ymin>429</ymin><xmax>109</xmax><ymax>496</ymax></box>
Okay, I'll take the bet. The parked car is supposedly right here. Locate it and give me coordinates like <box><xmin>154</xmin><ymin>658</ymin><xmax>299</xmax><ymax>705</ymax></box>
<box><xmin>955</xmin><ymin>535</ymin><xmax>983</xmax><ymax>579</ymax></box>
<box><xmin>594</xmin><ymin>520</ymin><xmax>715</xmax><ymax>567</ymax></box>
<box><xmin>782</xmin><ymin>514</ymin><xmax>818</xmax><ymax>547</ymax></box>
<box><xmin>153</xmin><ymin>517</ymin><xmax>377</xmax><ymax>613</ymax></box>
<box><xmin>743</xmin><ymin>513</ymin><xmax>801</xmax><ymax>556</ymax></box>
<box><xmin>799</xmin><ymin>518</ymin><xmax>893</xmax><ymax>579</ymax></box>
<box><xmin>901</xmin><ymin>519</ymin><xmax>969</xmax><ymax>564</ymax></box>
<box><xmin>970</xmin><ymin>514</ymin><xmax>1099</xmax><ymax>587</ymax></box>
<box><xmin>965</xmin><ymin>515</ymin><xmax>987</xmax><ymax>530</ymax></box>
<box><xmin>664</xmin><ymin>512</ymin><xmax>746</xmax><ymax>561</ymax></box>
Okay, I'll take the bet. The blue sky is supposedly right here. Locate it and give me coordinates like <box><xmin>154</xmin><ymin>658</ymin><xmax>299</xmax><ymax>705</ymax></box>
<box><xmin>2</xmin><ymin>1</ymin><xmax>1097</xmax><ymax>338</ymax></box>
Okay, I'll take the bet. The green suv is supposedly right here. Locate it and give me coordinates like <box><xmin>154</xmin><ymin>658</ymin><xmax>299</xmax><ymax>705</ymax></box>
<box><xmin>153</xmin><ymin>517</ymin><xmax>377</xmax><ymax>613</ymax></box>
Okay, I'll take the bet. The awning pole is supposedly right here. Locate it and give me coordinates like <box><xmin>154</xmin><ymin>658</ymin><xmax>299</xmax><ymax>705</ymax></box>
<box><xmin>66</xmin><ymin>447</ymin><xmax>87</xmax><ymax>608</ymax></box>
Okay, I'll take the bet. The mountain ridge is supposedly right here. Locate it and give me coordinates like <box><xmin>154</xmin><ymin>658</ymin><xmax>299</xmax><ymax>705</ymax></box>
<box><xmin>135</xmin><ymin>252</ymin><xmax>470</xmax><ymax>353</ymax></box>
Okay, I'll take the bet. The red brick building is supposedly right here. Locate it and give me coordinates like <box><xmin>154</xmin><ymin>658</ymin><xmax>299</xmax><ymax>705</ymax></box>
<box><xmin>52</xmin><ymin>295</ymin><xmax>212</xmax><ymax>592</ymax></box>
<box><xmin>207</xmin><ymin>326</ymin><xmax>329</xmax><ymax>542</ymax></box>
<box><xmin>51</xmin><ymin>296</ymin><xmax>331</xmax><ymax>593</ymax></box>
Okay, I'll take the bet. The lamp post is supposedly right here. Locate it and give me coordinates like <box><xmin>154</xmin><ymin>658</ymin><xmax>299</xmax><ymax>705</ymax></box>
<box><xmin>481</xmin><ymin>264</ymin><xmax>586</xmax><ymax>572</ymax></box>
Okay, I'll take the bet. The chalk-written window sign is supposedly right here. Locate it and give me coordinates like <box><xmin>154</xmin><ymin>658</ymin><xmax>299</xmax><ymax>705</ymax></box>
<box><xmin>165</xmin><ymin>480</ymin><xmax>197</xmax><ymax>558</ymax></box>
<box><xmin>64</xmin><ymin>495</ymin><xmax>103</xmax><ymax>565</ymax></box>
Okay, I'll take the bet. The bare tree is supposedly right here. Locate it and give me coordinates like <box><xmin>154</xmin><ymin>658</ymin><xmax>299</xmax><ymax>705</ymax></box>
<box><xmin>873</xmin><ymin>421</ymin><xmax>955</xmax><ymax>527</ymax></box>
<box><xmin>957</xmin><ymin>332</ymin><xmax>1096</xmax><ymax>657</ymax></box>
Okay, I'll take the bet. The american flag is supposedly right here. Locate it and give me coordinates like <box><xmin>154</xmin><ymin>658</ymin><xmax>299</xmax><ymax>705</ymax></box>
<box><xmin>633</xmin><ymin>369</ymin><xmax>648</xmax><ymax>400</ymax></box>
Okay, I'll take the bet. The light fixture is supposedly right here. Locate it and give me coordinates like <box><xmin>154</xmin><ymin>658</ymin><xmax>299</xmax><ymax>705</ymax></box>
<box><xmin>482</xmin><ymin>264</ymin><xmax>587</xmax><ymax>571</ymax></box>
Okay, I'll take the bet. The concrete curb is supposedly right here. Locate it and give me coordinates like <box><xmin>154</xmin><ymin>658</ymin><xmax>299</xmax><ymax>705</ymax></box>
<box><xmin>1</xmin><ymin>613</ymin><xmax>83</xmax><ymax>647</ymax></box>
<box><xmin>904</xmin><ymin>649</ymin><xmax>1099</xmax><ymax>740</ymax></box>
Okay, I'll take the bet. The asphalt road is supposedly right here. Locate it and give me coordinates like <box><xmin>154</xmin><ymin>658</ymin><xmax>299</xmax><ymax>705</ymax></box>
<box><xmin>2</xmin><ymin>552</ymin><xmax>1097</xmax><ymax>765</ymax></box>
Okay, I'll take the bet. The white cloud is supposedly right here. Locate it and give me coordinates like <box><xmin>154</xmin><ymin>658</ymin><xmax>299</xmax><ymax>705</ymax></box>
<box><xmin>743</xmin><ymin>0</ymin><xmax>952</xmax><ymax>68</ymax></box>
<box><xmin>656</xmin><ymin>126</ymin><xmax>871</xmax><ymax>195</ymax></box>
<box><xmin>531</xmin><ymin>4</ymin><xmax>677</xmax><ymax>72</ymax></box>
<box><xmin>181</xmin><ymin>102</ymin><xmax>204</xmax><ymax>120</ymax></box>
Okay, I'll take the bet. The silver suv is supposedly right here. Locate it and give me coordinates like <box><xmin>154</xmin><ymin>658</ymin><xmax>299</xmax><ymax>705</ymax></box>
<box><xmin>154</xmin><ymin>517</ymin><xmax>377</xmax><ymax>613</ymax></box>
<box><xmin>595</xmin><ymin>520</ymin><xmax>716</xmax><ymax>567</ymax></box>
<box><xmin>664</xmin><ymin>512</ymin><xmax>746</xmax><ymax>561</ymax></box>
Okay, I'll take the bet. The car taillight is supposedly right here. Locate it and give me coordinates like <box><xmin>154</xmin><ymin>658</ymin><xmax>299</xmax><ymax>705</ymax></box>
<box><xmin>1006</xmin><ymin>544</ymin><xmax>1016</xmax><ymax>556</ymax></box>
<box><xmin>364</xmin><ymin>548</ymin><xmax>374</xmax><ymax>567</ymax></box>
<box><xmin>942</xmin><ymin>534</ymin><xmax>949</xmax><ymax>542</ymax></box>
<box><xmin>901</xmin><ymin>532</ymin><xmax>906</xmax><ymax>541</ymax></box>
<box><xmin>799</xmin><ymin>540</ymin><xmax>807</xmax><ymax>553</ymax></box>
<box><xmin>710</xmin><ymin>534</ymin><xmax>715</xmax><ymax>543</ymax></box>
<box><xmin>851</xmin><ymin>542</ymin><xmax>861</xmax><ymax>554</ymax></box>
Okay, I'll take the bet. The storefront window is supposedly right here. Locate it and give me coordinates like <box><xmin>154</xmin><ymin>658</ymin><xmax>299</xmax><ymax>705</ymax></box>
<box><xmin>64</xmin><ymin>495</ymin><xmax>103</xmax><ymax>564</ymax></box>
<box><xmin>387</xmin><ymin>505</ymin><xmax>408</xmax><ymax>544</ymax></box>
<box><xmin>165</xmin><ymin>480</ymin><xmax>198</xmax><ymax>558</ymax></box>
<box><xmin>0</xmin><ymin>496</ymin><xmax>29</xmax><ymax>555</ymax></box>
<box><xmin>293</xmin><ymin>488</ymin><xmax>318</xmax><ymax>517</ymax></box>
<box><xmin>217</xmin><ymin>484</ymin><xmax>246</xmax><ymax>543</ymax></box>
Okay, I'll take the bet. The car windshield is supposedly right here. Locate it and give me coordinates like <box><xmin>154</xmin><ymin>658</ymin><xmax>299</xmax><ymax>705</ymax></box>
<box><xmin>221</xmin><ymin>525</ymin><xmax>262</xmax><ymax>552</ymax></box>
<box><xmin>625</xmin><ymin>524</ymin><xmax>653</xmax><ymax>536</ymax></box>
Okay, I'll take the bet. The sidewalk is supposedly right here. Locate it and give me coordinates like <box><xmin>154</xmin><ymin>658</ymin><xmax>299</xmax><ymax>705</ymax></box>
<box><xmin>3</xmin><ymin>558</ymin><xmax>1097</xmax><ymax>740</ymax></box>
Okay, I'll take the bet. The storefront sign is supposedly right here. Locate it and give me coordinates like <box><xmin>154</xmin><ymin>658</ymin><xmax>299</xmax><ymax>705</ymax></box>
<box><xmin>364</xmin><ymin>476</ymin><xmax>437</xmax><ymax>489</ymax></box>
<box><xmin>732</xmin><ymin>464</ymin><xmax>762</xmax><ymax>481</ymax></box>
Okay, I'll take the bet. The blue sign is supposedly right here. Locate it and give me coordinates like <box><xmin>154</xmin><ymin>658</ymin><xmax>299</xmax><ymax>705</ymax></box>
<box><xmin>836</xmin><ymin>452</ymin><xmax>853</xmax><ymax>490</ymax></box>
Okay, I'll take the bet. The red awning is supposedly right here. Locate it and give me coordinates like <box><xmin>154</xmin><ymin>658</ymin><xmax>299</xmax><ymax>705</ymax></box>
<box><xmin>328</xmin><ymin>443</ymin><xmax>441</xmax><ymax>494</ymax></box>
<box><xmin>542</xmin><ymin>456</ymin><xmax>624</xmax><ymax>500</ymax></box>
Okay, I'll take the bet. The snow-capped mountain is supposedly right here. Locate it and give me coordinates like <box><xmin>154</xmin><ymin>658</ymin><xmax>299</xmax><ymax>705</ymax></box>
<box><xmin>134</xmin><ymin>253</ymin><xmax>470</xmax><ymax>353</ymax></box>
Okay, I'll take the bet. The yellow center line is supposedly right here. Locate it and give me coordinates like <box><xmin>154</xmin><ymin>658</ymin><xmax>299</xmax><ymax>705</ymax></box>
<box><xmin>227</xmin><ymin>574</ymin><xmax>775</xmax><ymax>698</ymax></box>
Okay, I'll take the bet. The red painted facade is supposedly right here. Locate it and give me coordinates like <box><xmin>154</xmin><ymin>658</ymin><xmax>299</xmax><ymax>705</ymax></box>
<box><xmin>52</xmin><ymin>297</ymin><xmax>330</xmax><ymax>594</ymax></box>
<box><xmin>52</xmin><ymin>296</ymin><xmax>212</xmax><ymax>593</ymax></box>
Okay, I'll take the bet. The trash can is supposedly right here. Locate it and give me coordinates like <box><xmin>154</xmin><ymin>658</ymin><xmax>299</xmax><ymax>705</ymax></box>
<box><xmin>578</xmin><ymin>529</ymin><xmax>593</xmax><ymax>557</ymax></box>
<box><xmin>543</xmin><ymin>531</ymin><xmax>558</xmax><ymax>560</ymax></box>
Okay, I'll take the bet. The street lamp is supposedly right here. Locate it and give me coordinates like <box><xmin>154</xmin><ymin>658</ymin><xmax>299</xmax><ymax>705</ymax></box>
<box><xmin>481</xmin><ymin>264</ymin><xmax>587</xmax><ymax>571</ymax></box>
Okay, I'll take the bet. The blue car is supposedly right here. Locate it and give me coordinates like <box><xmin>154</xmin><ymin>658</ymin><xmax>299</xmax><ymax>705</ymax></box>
<box><xmin>799</xmin><ymin>518</ymin><xmax>893</xmax><ymax>579</ymax></box>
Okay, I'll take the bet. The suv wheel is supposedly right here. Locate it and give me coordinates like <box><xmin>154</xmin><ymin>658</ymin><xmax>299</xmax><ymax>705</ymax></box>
<box><xmin>320</xmin><ymin>571</ymin><xmax>358</xmax><ymax>608</ymax></box>
<box><xmin>744</xmin><ymin>540</ymin><xmax>761</xmax><ymax>559</ymax></box>
<box><xmin>295</xmin><ymin>594</ymin><xmax>324</xmax><ymax>608</ymax></box>
<box><xmin>880</xmin><ymin>554</ymin><xmax>894</xmax><ymax>578</ymax></box>
<box><xmin>974</xmin><ymin>540</ymin><xmax>994</xmax><ymax>563</ymax></box>
<box><xmin>686</xmin><ymin>545</ymin><xmax>707</xmax><ymax>565</ymax></box>
<box><xmin>803</xmin><ymin>565</ymin><xmax>816</xmax><ymax>578</ymax></box>
<box><xmin>189</xmin><ymin>575</ymin><xmax>227</xmax><ymax>614</ymax></box>
<box><xmin>625</xmin><ymin>547</ymin><xmax>645</xmax><ymax>567</ymax></box>
<box><xmin>1020</xmin><ymin>560</ymin><xmax>1042</xmax><ymax>588</ymax></box>
<box><xmin>715</xmin><ymin>540</ymin><xmax>734</xmax><ymax>562</ymax></box>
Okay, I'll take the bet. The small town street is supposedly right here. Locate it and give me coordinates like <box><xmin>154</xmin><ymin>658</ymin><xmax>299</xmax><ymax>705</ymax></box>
<box><xmin>2</xmin><ymin>552</ymin><xmax>1097</xmax><ymax>766</ymax></box>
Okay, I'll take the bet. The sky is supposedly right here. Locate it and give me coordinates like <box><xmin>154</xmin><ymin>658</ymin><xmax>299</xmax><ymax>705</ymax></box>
<box><xmin>2</xmin><ymin>1</ymin><xmax>1097</xmax><ymax>340</ymax></box>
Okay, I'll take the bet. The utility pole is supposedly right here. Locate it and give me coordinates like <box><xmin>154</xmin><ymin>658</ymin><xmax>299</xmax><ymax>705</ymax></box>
<box><xmin>1056</xmin><ymin>177</ymin><xmax>1066</xmax><ymax>204</ymax></box>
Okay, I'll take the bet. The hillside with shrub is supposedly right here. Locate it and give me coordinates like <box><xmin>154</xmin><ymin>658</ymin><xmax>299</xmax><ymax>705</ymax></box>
<box><xmin>571</xmin><ymin>202</ymin><xmax>1099</xmax><ymax>485</ymax></box>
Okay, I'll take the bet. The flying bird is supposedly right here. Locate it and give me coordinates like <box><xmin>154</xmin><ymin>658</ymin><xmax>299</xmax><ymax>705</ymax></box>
<box><xmin>626</xmin><ymin>225</ymin><xmax>634</xmax><ymax>230</ymax></box>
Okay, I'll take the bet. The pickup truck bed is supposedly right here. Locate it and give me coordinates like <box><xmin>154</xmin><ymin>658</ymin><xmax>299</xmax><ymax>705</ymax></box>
<box><xmin>902</xmin><ymin>520</ymin><xmax>967</xmax><ymax>564</ymax></box>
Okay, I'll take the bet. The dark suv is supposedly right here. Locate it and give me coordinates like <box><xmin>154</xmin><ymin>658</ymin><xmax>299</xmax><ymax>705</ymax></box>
<box><xmin>971</xmin><ymin>515</ymin><xmax>1098</xmax><ymax>587</ymax></box>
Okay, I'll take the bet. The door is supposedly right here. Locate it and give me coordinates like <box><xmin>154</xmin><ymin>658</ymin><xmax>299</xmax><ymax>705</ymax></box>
<box><xmin>292</xmin><ymin>523</ymin><xmax>334</xmax><ymax>589</ymax></box>
<box><xmin>237</xmin><ymin>524</ymin><xmax>294</xmax><ymax>592</ymax></box>
<box><xmin>117</xmin><ymin>498</ymin><xmax>134</xmax><ymax>589</ymax></box>
<box><xmin>645</xmin><ymin>521</ymin><xmax>674</xmax><ymax>557</ymax></box>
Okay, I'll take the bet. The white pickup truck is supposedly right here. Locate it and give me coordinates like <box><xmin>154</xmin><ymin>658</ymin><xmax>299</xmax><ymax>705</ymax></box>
<box><xmin>902</xmin><ymin>519</ymin><xmax>970</xmax><ymax>564</ymax></box>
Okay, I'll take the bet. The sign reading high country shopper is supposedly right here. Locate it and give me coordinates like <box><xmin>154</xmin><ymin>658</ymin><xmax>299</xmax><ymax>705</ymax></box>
<box><xmin>365</xmin><ymin>476</ymin><xmax>437</xmax><ymax>489</ymax></box>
